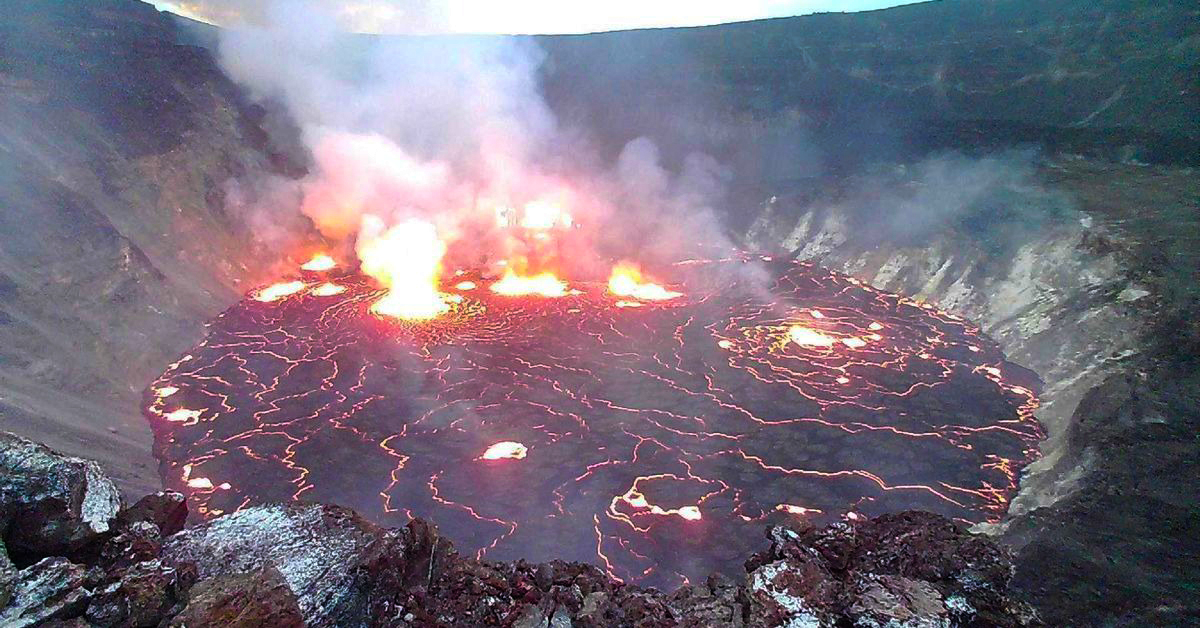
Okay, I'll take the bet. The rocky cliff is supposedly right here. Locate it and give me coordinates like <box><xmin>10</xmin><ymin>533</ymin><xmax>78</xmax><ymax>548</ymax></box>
<box><xmin>0</xmin><ymin>0</ymin><xmax>308</xmax><ymax>494</ymax></box>
<box><xmin>738</xmin><ymin>153</ymin><xmax>1200</xmax><ymax>624</ymax></box>
<box><xmin>538</xmin><ymin>0</ymin><xmax>1199</xmax><ymax>172</ymax></box>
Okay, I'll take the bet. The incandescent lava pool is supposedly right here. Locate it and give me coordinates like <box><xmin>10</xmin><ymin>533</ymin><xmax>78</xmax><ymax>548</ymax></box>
<box><xmin>144</xmin><ymin>255</ymin><xmax>1041</xmax><ymax>589</ymax></box>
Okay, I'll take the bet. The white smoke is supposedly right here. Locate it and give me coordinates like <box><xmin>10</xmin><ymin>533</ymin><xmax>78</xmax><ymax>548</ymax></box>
<box><xmin>215</xmin><ymin>0</ymin><xmax>735</xmax><ymax>284</ymax></box>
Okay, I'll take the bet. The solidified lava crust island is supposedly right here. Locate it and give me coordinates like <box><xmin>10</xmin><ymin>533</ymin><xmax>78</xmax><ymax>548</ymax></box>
<box><xmin>144</xmin><ymin>255</ymin><xmax>1042</xmax><ymax>589</ymax></box>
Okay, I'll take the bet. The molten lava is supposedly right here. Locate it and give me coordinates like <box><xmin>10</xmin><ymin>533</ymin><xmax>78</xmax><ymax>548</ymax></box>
<box><xmin>254</xmin><ymin>281</ymin><xmax>306</xmax><ymax>302</ymax></box>
<box><xmin>163</xmin><ymin>408</ymin><xmax>201</xmax><ymax>425</ymax></box>
<box><xmin>775</xmin><ymin>504</ymin><xmax>820</xmax><ymax>516</ymax></box>
<box><xmin>518</xmin><ymin>200</ymin><xmax>572</xmax><ymax>230</ymax></box>
<box><xmin>311</xmin><ymin>282</ymin><xmax>347</xmax><ymax>297</ymax></box>
<box><xmin>300</xmin><ymin>253</ymin><xmax>336</xmax><ymax>272</ymax></box>
<box><xmin>490</xmin><ymin>270</ymin><xmax>569</xmax><ymax>297</ymax></box>
<box><xmin>358</xmin><ymin>217</ymin><xmax>449</xmax><ymax>320</ymax></box>
<box><xmin>144</xmin><ymin>255</ymin><xmax>1042</xmax><ymax>589</ymax></box>
<box><xmin>607</xmin><ymin>262</ymin><xmax>682</xmax><ymax>301</ymax></box>
<box><xmin>481</xmin><ymin>441</ymin><xmax>528</xmax><ymax>460</ymax></box>
<box><xmin>788</xmin><ymin>325</ymin><xmax>837</xmax><ymax>348</ymax></box>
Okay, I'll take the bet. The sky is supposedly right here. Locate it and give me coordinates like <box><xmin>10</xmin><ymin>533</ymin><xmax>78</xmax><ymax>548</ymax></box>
<box><xmin>145</xmin><ymin>0</ymin><xmax>925</xmax><ymax>34</ymax></box>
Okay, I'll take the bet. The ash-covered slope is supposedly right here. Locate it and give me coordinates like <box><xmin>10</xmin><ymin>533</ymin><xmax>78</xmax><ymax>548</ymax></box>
<box><xmin>0</xmin><ymin>0</ymin><xmax>307</xmax><ymax>493</ymax></box>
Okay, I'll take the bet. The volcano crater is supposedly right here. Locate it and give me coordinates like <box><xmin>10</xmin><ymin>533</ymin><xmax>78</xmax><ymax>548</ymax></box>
<box><xmin>144</xmin><ymin>255</ymin><xmax>1041</xmax><ymax>588</ymax></box>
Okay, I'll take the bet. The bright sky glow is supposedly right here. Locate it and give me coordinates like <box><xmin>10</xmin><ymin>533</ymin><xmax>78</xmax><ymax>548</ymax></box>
<box><xmin>145</xmin><ymin>0</ymin><xmax>926</xmax><ymax>34</ymax></box>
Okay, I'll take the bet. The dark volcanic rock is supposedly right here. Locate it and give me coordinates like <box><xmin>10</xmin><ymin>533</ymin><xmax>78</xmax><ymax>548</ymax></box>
<box><xmin>846</xmin><ymin>574</ymin><xmax>947</xmax><ymax>627</ymax></box>
<box><xmin>117</xmin><ymin>492</ymin><xmax>188</xmax><ymax>537</ymax></box>
<box><xmin>98</xmin><ymin>522</ymin><xmax>164</xmax><ymax>575</ymax></box>
<box><xmin>1004</xmin><ymin>365</ymin><xmax>1200</xmax><ymax>625</ymax></box>
<box><xmin>85</xmin><ymin>559</ymin><xmax>196</xmax><ymax>627</ymax></box>
<box><xmin>0</xmin><ymin>557</ymin><xmax>97</xmax><ymax>627</ymax></box>
<box><xmin>744</xmin><ymin>513</ymin><xmax>1036</xmax><ymax>627</ymax></box>
<box><xmin>160</xmin><ymin>502</ymin><xmax>386</xmax><ymax>625</ymax></box>
<box><xmin>0</xmin><ymin>538</ymin><xmax>15</xmax><ymax>609</ymax></box>
<box><xmin>849</xmin><ymin>512</ymin><xmax>1013</xmax><ymax>593</ymax></box>
<box><xmin>745</xmin><ymin>554</ymin><xmax>838</xmax><ymax>627</ymax></box>
<box><xmin>0</xmin><ymin>432</ymin><xmax>122</xmax><ymax>560</ymax></box>
<box><xmin>666</xmin><ymin>573</ymin><xmax>745</xmax><ymax>627</ymax></box>
<box><xmin>167</xmin><ymin>566</ymin><xmax>303</xmax><ymax>627</ymax></box>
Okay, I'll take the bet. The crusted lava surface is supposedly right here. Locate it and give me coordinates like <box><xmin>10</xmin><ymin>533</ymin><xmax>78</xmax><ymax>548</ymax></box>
<box><xmin>0</xmin><ymin>429</ymin><xmax>1037</xmax><ymax>626</ymax></box>
<box><xmin>144</xmin><ymin>255</ymin><xmax>1041</xmax><ymax>588</ymax></box>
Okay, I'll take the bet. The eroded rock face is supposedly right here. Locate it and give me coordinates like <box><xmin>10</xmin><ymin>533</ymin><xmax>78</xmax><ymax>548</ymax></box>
<box><xmin>160</xmin><ymin>502</ymin><xmax>385</xmax><ymax>624</ymax></box>
<box><xmin>1</xmin><ymin>0</ymin><xmax>311</xmax><ymax>499</ymax></box>
<box><xmin>167</xmin><ymin>566</ymin><xmax>303</xmax><ymax>627</ymax></box>
<box><xmin>85</xmin><ymin>559</ymin><xmax>196</xmax><ymax>627</ymax></box>
<box><xmin>0</xmin><ymin>432</ymin><xmax>122</xmax><ymax>559</ymax></box>
<box><xmin>0</xmin><ymin>557</ymin><xmax>97</xmax><ymax>627</ymax></box>
<box><xmin>739</xmin><ymin>156</ymin><xmax>1200</xmax><ymax>624</ymax></box>
<box><xmin>742</xmin><ymin>512</ymin><xmax>1036</xmax><ymax>627</ymax></box>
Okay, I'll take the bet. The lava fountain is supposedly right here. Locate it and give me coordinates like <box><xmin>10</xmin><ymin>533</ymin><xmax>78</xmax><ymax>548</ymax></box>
<box><xmin>357</xmin><ymin>216</ymin><xmax>449</xmax><ymax>320</ymax></box>
<box><xmin>608</xmin><ymin>262</ymin><xmax>682</xmax><ymax>301</ymax></box>
<box><xmin>144</xmin><ymin>253</ymin><xmax>1041</xmax><ymax>589</ymax></box>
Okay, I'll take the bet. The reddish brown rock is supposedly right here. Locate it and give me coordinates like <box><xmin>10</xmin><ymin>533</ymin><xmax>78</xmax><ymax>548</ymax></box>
<box><xmin>167</xmin><ymin>566</ymin><xmax>303</xmax><ymax>627</ymax></box>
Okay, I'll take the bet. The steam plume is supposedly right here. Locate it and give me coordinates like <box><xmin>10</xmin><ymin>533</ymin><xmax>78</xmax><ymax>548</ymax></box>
<box><xmin>215</xmin><ymin>0</ymin><xmax>734</xmax><ymax>288</ymax></box>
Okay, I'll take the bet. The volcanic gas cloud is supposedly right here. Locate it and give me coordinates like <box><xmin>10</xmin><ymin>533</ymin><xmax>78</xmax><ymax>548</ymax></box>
<box><xmin>145</xmin><ymin>244</ymin><xmax>1041</xmax><ymax>589</ymax></box>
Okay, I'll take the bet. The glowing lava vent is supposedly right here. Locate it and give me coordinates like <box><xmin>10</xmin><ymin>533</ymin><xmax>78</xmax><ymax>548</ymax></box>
<box><xmin>254</xmin><ymin>281</ymin><xmax>305</xmax><ymax>303</ymax></box>
<box><xmin>481</xmin><ymin>441</ymin><xmax>528</xmax><ymax>460</ymax></box>
<box><xmin>608</xmin><ymin>262</ymin><xmax>682</xmax><ymax>301</ymax></box>
<box><xmin>359</xmin><ymin>217</ymin><xmax>449</xmax><ymax>320</ymax></box>
<box><xmin>788</xmin><ymin>325</ymin><xmax>837</xmax><ymax>348</ymax></box>
<box><xmin>490</xmin><ymin>270</ymin><xmax>569</xmax><ymax>297</ymax></box>
<box><xmin>301</xmin><ymin>253</ymin><xmax>336</xmax><ymax>272</ymax></box>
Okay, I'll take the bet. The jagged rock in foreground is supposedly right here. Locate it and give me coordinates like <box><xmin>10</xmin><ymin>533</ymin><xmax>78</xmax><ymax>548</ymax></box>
<box><xmin>0</xmin><ymin>557</ymin><xmax>97</xmax><ymax>626</ymax></box>
<box><xmin>0</xmin><ymin>431</ymin><xmax>1036</xmax><ymax>626</ymax></box>
<box><xmin>167</xmin><ymin>566</ymin><xmax>303</xmax><ymax>627</ymax></box>
<box><xmin>0</xmin><ymin>431</ymin><xmax>122</xmax><ymax>560</ymax></box>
